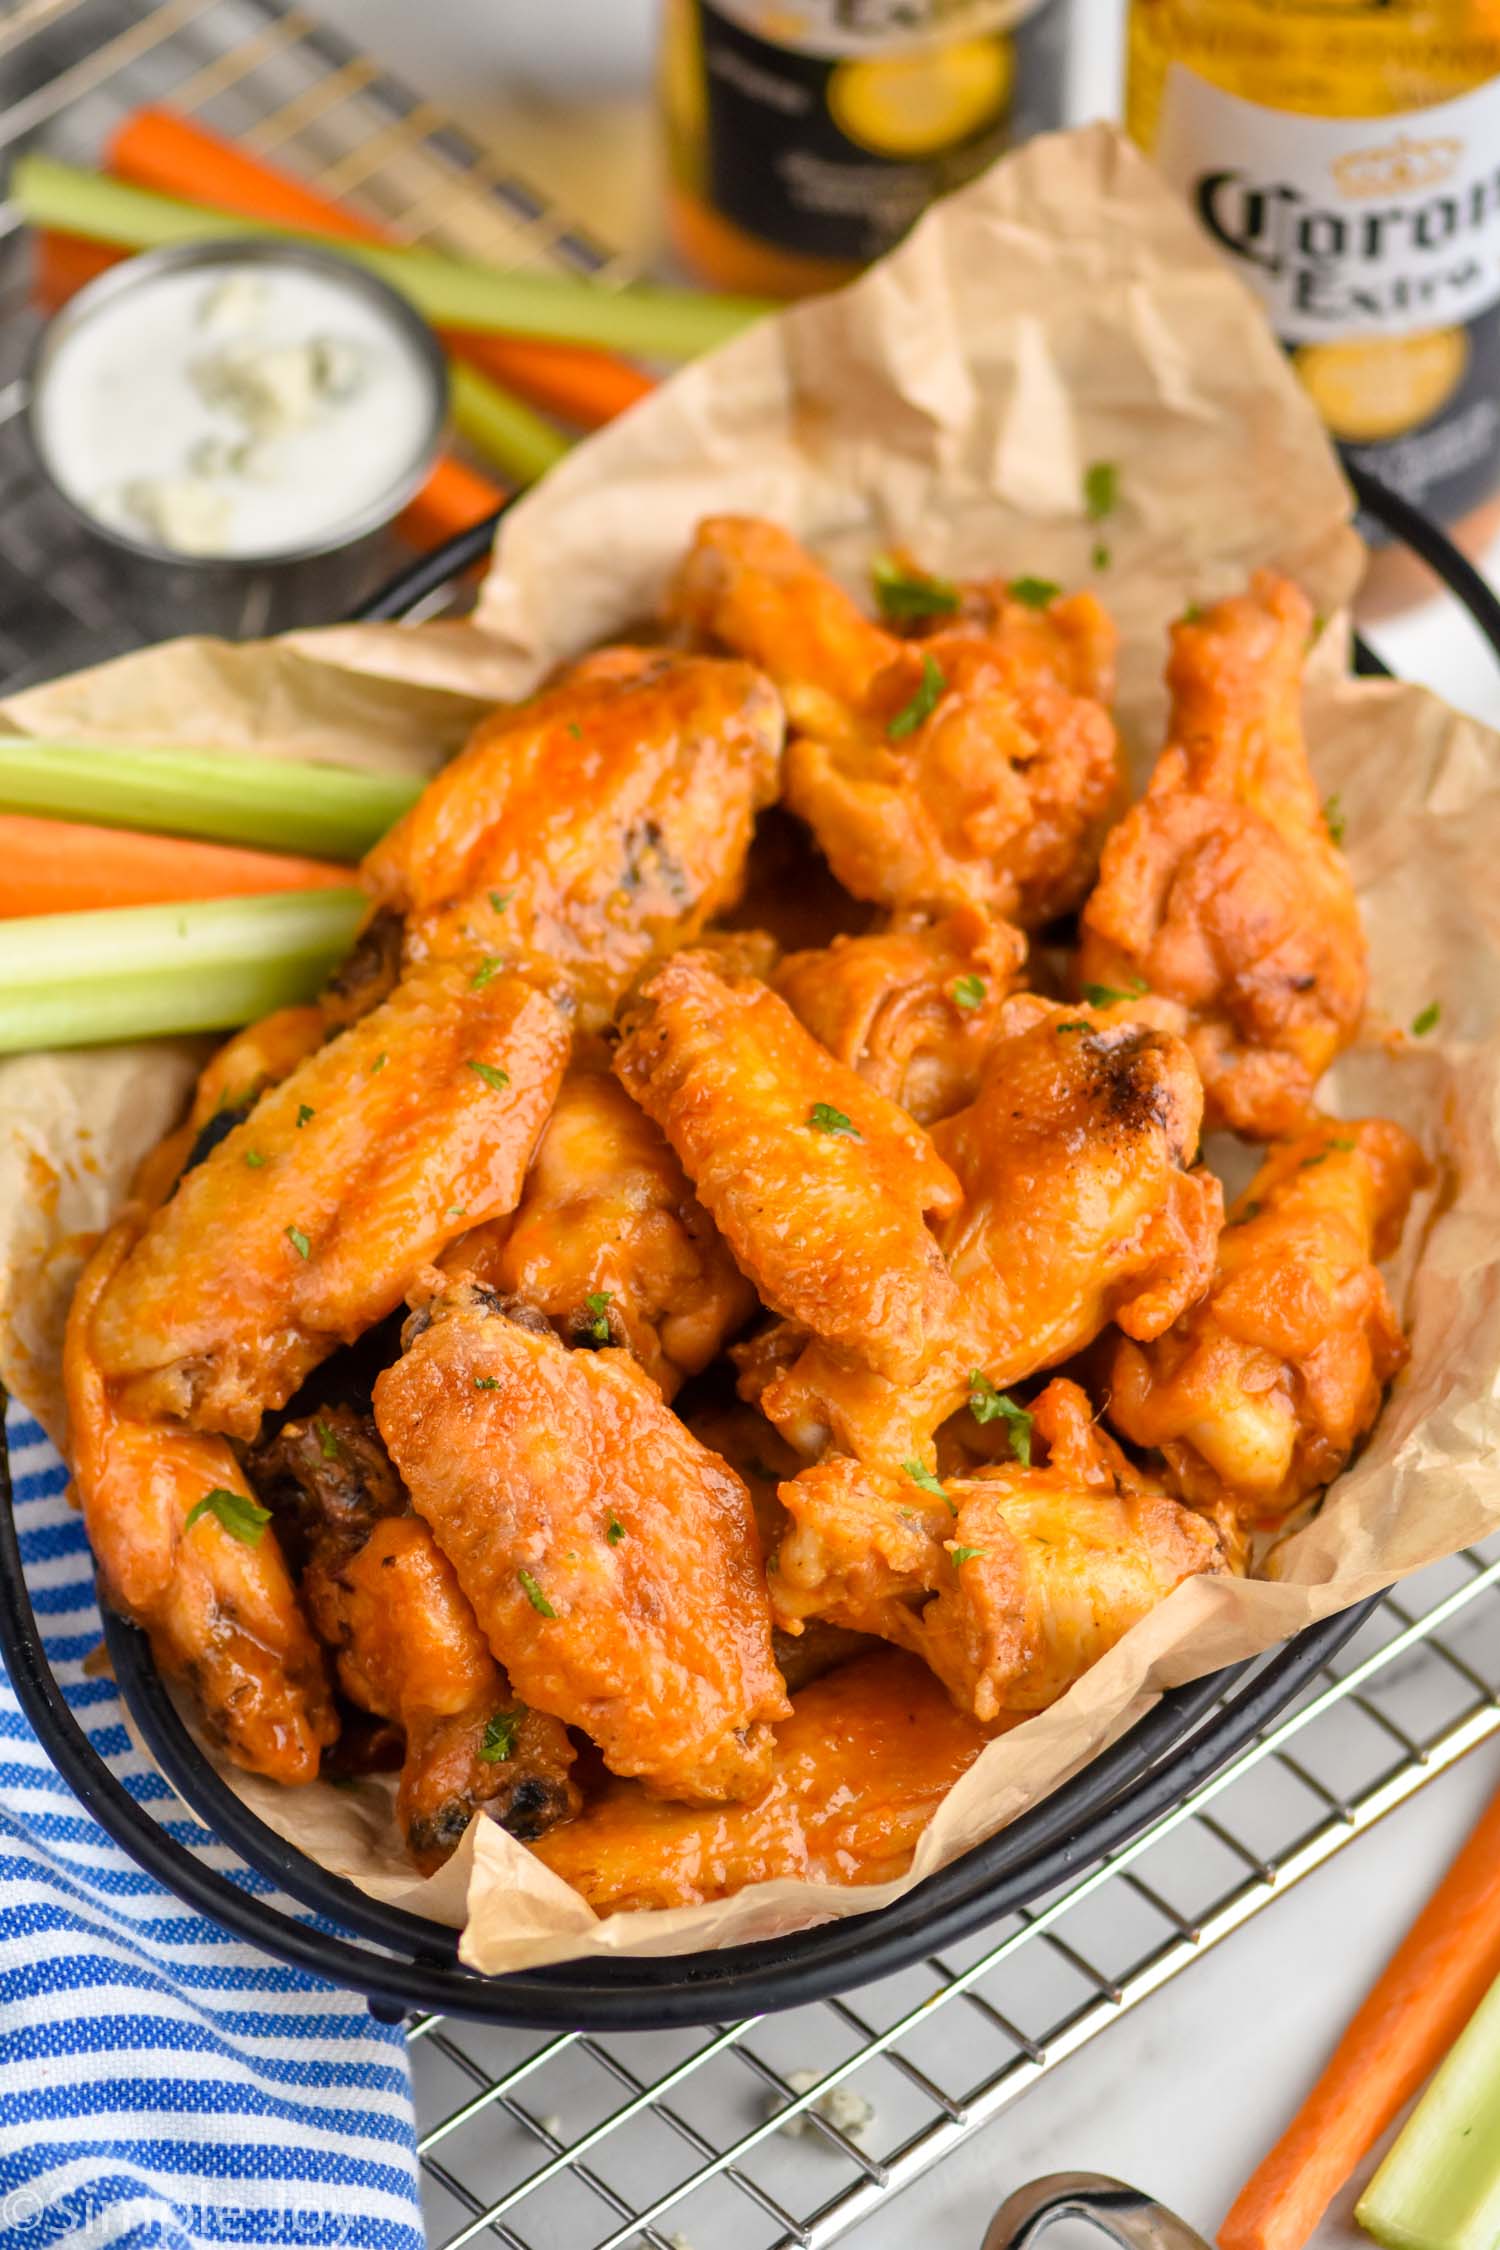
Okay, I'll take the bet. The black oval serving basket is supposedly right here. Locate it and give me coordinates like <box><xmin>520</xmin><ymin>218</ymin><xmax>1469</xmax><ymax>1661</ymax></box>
<box><xmin>2</xmin><ymin>465</ymin><xmax>1496</xmax><ymax>2031</ymax></box>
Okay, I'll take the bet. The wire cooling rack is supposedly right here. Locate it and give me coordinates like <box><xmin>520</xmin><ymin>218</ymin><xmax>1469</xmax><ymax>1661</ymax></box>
<box><xmin>408</xmin><ymin>1543</ymin><xmax>1500</xmax><ymax>2250</ymax></box>
<box><xmin>0</xmin><ymin>0</ymin><xmax>630</xmax><ymax>668</ymax></box>
<box><xmin>3</xmin><ymin>8</ymin><xmax>1499</xmax><ymax>2247</ymax></box>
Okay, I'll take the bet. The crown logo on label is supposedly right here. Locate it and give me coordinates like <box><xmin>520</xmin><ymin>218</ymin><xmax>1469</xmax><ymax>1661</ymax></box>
<box><xmin>1331</xmin><ymin>133</ymin><xmax>1464</xmax><ymax>199</ymax></box>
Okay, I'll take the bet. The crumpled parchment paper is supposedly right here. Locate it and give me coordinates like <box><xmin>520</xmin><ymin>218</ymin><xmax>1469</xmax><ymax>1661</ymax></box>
<box><xmin>2</xmin><ymin>124</ymin><xmax>1491</xmax><ymax>1976</ymax></box>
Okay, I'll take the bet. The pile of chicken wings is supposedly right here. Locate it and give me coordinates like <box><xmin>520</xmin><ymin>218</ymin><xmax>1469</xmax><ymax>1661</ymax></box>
<box><xmin>64</xmin><ymin>519</ymin><xmax>1427</xmax><ymax>1912</ymax></box>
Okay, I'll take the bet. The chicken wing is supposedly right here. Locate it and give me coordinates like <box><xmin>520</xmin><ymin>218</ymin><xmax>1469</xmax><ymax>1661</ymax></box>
<box><xmin>251</xmin><ymin>1406</ymin><xmax>578</xmax><ymax>1872</ymax></box>
<box><xmin>531</xmin><ymin>1649</ymin><xmax>1002</xmax><ymax>1912</ymax></box>
<box><xmin>89</xmin><ymin>959</ymin><xmax>571</xmax><ymax>1439</ymax></box>
<box><xmin>130</xmin><ymin>1004</ymin><xmax>328</xmax><ymax>1209</ymax></box>
<box><xmin>614</xmin><ymin>949</ymin><xmax>961</xmax><ymax>1383</ymax></box>
<box><xmin>373</xmin><ymin>1285</ymin><xmax>789</xmax><ymax>1805</ymax></box>
<box><xmin>942</xmin><ymin>579</ymin><xmax>1119</xmax><ymax>705</ymax></box>
<box><xmin>769</xmin><ymin>1379</ymin><xmax>1224</xmax><ymax>1720</ymax></box>
<box><xmin>1106</xmin><ymin>1115</ymin><xmax>1426</xmax><ymax>1546</ymax></box>
<box><xmin>362</xmin><ymin>647</ymin><xmax>784</xmax><ymax>1027</ymax></box>
<box><xmin>775</xmin><ymin>907</ymin><xmax>1027</xmax><ymax>1125</ymax></box>
<box><xmin>1079</xmin><ymin>572</ymin><xmax>1365</xmax><ymax>1137</ymax></box>
<box><xmin>667</xmin><ymin>516</ymin><xmax>1122</xmax><ymax>924</ymax></box>
<box><xmin>443</xmin><ymin>1049</ymin><xmax>756</xmax><ymax>1399</ymax></box>
<box><xmin>64</xmin><ymin>1219</ymin><xmax>335</xmax><ymax>1784</ymax></box>
<box><xmin>758</xmin><ymin>994</ymin><xmax>1222</xmax><ymax>1466</ymax></box>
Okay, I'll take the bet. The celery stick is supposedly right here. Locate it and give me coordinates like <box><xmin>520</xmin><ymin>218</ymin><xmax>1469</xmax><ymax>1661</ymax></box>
<box><xmin>448</xmin><ymin>362</ymin><xmax>569</xmax><ymax>485</ymax></box>
<box><xmin>0</xmin><ymin>888</ymin><xmax>365</xmax><ymax>1053</ymax></box>
<box><xmin>1357</xmin><ymin>1971</ymin><xmax>1500</xmax><ymax>2250</ymax></box>
<box><xmin>15</xmin><ymin>156</ymin><xmax>771</xmax><ymax>359</ymax></box>
<box><xmin>0</xmin><ymin>738</ymin><xmax>419</xmax><ymax>858</ymax></box>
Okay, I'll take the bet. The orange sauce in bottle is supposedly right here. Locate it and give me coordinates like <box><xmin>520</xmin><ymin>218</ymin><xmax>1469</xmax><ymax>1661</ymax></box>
<box><xmin>1127</xmin><ymin>0</ymin><xmax>1500</xmax><ymax>612</ymax></box>
<box><xmin>660</xmin><ymin>0</ymin><xmax>1072</xmax><ymax>300</ymax></box>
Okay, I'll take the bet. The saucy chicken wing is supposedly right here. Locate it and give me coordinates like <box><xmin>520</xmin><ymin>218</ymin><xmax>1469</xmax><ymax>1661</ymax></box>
<box><xmin>769</xmin><ymin>1379</ymin><xmax>1224</xmax><ymax>1720</ymax></box>
<box><xmin>251</xmin><ymin>1407</ymin><xmax>578</xmax><ymax>1872</ymax></box>
<box><xmin>1079</xmin><ymin>572</ymin><xmax>1365</xmax><ymax>1137</ymax></box>
<box><xmin>667</xmin><ymin>517</ymin><xmax>1123</xmax><ymax>924</ymax></box>
<box><xmin>532</xmin><ymin>1650</ymin><xmax>1001</xmax><ymax>1912</ymax></box>
<box><xmin>758</xmin><ymin>994</ymin><xmax>1222</xmax><ymax>1465</ymax></box>
<box><xmin>775</xmin><ymin>906</ymin><xmax>1027</xmax><ymax>1125</ymax></box>
<box><xmin>362</xmin><ymin>648</ymin><xmax>784</xmax><ymax>1027</ymax></box>
<box><xmin>89</xmin><ymin>959</ymin><xmax>571</xmax><ymax>1439</ymax></box>
<box><xmin>65</xmin><ymin>1219</ymin><xmax>335</xmax><ymax>1784</ymax></box>
<box><xmin>444</xmin><ymin>1048</ymin><xmax>756</xmax><ymax>1399</ymax></box>
<box><xmin>374</xmin><ymin>1286</ymin><xmax>789</xmax><ymax>1804</ymax></box>
<box><xmin>614</xmin><ymin>949</ymin><xmax>961</xmax><ymax>1382</ymax></box>
<box><xmin>1107</xmin><ymin>1115</ymin><xmax>1426</xmax><ymax>1547</ymax></box>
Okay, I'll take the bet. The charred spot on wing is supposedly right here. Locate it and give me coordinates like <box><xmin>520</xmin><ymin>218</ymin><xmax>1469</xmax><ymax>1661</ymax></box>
<box><xmin>1083</xmin><ymin>1029</ymin><xmax>1183</xmax><ymax>1147</ymax></box>
<box><xmin>621</xmin><ymin>814</ymin><xmax>692</xmax><ymax>904</ymax></box>
<box><xmin>321</xmin><ymin>907</ymin><xmax>404</xmax><ymax>1030</ymax></box>
<box><xmin>400</xmin><ymin>1283</ymin><xmax>552</xmax><ymax>1354</ymax></box>
<box><xmin>180</xmin><ymin>1098</ymin><xmax>255</xmax><ymax>1178</ymax></box>
<box><xmin>247</xmin><ymin>1404</ymin><xmax>404</xmax><ymax>1572</ymax></box>
<box><xmin>496</xmin><ymin>1774</ymin><xmax>575</xmax><ymax>1842</ymax></box>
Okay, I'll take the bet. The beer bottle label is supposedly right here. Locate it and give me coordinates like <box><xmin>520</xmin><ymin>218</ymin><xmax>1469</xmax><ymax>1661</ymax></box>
<box><xmin>1154</xmin><ymin>64</ymin><xmax>1500</xmax><ymax>532</ymax></box>
<box><xmin>682</xmin><ymin>0</ymin><xmax>1068</xmax><ymax>267</ymax></box>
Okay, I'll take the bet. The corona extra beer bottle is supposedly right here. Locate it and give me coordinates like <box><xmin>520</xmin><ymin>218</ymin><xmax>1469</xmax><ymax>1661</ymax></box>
<box><xmin>1127</xmin><ymin>0</ymin><xmax>1500</xmax><ymax>611</ymax></box>
<box><xmin>660</xmin><ymin>0</ymin><xmax>1072</xmax><ymax>300</ymax></box>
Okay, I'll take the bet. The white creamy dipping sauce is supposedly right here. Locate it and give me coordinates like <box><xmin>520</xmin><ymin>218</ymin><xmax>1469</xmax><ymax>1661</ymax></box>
<box><xmin>33</xmin><ymin>254</ymin><xmax>441</xmax><ymax>560</ymax></box>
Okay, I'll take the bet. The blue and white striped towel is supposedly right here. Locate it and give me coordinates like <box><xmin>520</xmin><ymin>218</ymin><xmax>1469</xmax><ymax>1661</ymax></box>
<box><xmin>0</xmin><ymin>1401</ymin><xmax>425</xmax><ymax>2250</ymax></box>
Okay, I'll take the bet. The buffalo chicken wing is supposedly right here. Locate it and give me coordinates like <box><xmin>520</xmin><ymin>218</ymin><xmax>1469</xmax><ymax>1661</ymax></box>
<box><xmin>668</xmin><ymin>516</ymin><xmax>1122</xmax><ymax>924</ymax></box>
<box><xmin>1107</xmin><ymin>1115</ymin><xmax>1426</xmax><ymax>1544</ymax></box>
<box><xmin>614</xmin><ymin>950</ymin><xmax>962</xmax><ymax>1382</ymax></box>
<box><xmin>532</xmin><ymin>1650</ymin><xmax>1003</xmax><ymax>1912</ymax></box>
<box><xmin>89</xmin><ymin>959</ymin><xmax>570</xmax><ymax>1440</ymax></box>
<box><xmin>374</xmin><ymin>1286</ymin><xmax>789</xmax><ymax>1804</ymax></box>
<box><xmin>1079</xmin><ymin>572</ymin><xmax>1365</xmax><ymax>1137</ymax></box>
<box><xmin>769</xmin><ymin>1379</ymin><xmax>1224</xmax><ymax>1720</ymax></box>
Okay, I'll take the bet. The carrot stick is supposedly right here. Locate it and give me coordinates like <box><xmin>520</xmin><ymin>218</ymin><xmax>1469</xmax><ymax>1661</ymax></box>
<box><xmin>32</xmin><ymin>225</ymin><xmax>116</xmax><ymax>312</ymax></box>
<box><xmin>1219</xmin><ymin>1773</ymin><xmax>1500</xmax><ymax>2250</ymax></box>
<box><xmin>108</xmin><ymin>109</ymin><xmax>654</xmax><ymax>430</ymax></box>
<box><xmin>0</xmin><ymin>813</ymin><xmax>352</xmax><ymax>917</ymax></box>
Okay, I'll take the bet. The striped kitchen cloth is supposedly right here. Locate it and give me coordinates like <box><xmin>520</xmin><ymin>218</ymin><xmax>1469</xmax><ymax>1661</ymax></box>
<box><xmin>0</xmin><ymin>1401</ymin><xmax>425</xmax><ymax>2250</ymax></box>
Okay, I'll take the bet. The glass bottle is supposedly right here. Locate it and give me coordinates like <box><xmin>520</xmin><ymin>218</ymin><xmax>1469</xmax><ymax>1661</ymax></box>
<box><xmin>660</xmin><ymin>0</ymin><xmax>1073</xmax><ymax>300</ymax></box>
<box><xmin>1126</xmin><ymin>0</ymin><xmax>1500</xmax><ymax>613</ymax></box>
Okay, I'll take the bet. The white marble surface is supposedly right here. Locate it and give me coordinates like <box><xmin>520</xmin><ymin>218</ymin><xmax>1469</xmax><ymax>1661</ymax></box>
<box><xmin>306</xmin><ymin>6</ymin><xmax>1500</xmax><ymax>2243</ymax></box>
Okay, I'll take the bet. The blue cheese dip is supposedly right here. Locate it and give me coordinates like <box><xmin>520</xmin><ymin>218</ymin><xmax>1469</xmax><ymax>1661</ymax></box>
<box><xmin>30</xmin><ymin>242</ymin><xmax>446</xmax><ymax>563</ymax></box>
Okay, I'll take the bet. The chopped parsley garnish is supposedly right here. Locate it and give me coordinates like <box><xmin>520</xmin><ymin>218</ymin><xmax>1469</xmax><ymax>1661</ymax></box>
<box><xmin>473</xmin><ymin>1375</ymin><xmax>500</xmax><ymax>1391</ymax></box>
<box><xmin>1083</xmin><ymin>460</ymin><xmax>1119</xmax><ymax>521</ymax></box>
<box><xmin>1055</xmin><ymin>1019</ymin><xmax>1091</xmax><ymax>1034</ymax></box>
<box><xmin>951</xmin><ymin>1546</ymin><xmax>986</xmax><ymax>1568</ymax></box>
<box><xmin>1331</xmin><ymin>1135</ymin><xmax>1356</xmax><ymax>1149</ymax></box>
<box><xmin>1008</xmin><ymin>575</ymin><xmax>1061</xmax><ymax>610</ymax></box>
<box><xmin>1092</xmin><ymin>541</ymin><xmax>1112</xmax><ymax>572</ymax></box>
<box><xmin>489</xmin><ymin>889</ymin><xmax>512</xmax><ymax>915</ymax></box>
<box><xmin>370</xmin><ymin>1052</ymin><xmax>388</xmax><ymax>1074</ymax></box>
<box><xmin>967</xmin><ymin>1372</ymin><xmax>1033</xmax><ymax>1465</ymax></box>
<box><xmin>519</xmin><ymin>1568</ymin><xmax>556</xmax><ymax>1618</ymax></box>
<box><xmin>185</xmin><ymin>1487</ymin><xmax>271</xmax><ymax>1547</ymax></box>
<box><xmin>1323</xmin><ymin>793</ymin><xmax>1347</xmax><ymax>846</ymax></box>
<box><xmin>1300</xmin><ymin>1151</ymin><xmax>1329</xmax><ymax>1169</ymax></box>
<box><xmin>448</xmin><ymin>1205</ymin><xmax>468</xmax><ymax>1219</ymax></box>
<box><xmin>468</xmin><ymin>1059</ymin><xmax>511</xmax><ymax>1092</ymax></box>
<box><xmin>808</xmin><ymin>1102</ymin><xmax>860</xmax><ymax>1138</ymax></box>
<box><xmin>1183</xmin><ymin>602</ymin><xmax>1203</xmax><ymax>623</ymax></box>
<box><xmin>285</xmin><ymin>1223</ymin><xmax>311</xmax><ymax>1260</ymax></box>
<box><xmin>902</xmin><ymin>1457</ymin><xmax>947</xmax><ymax>1499</ymax></box>
<box><xmin>585</xmin><ymin>1289</ymin><xmax>613</xmax><ymax>1343</ymax></box>
<box><xmin>871</xmin><ymin>553</ymin><xmax>960</xmax><ymax>623</ymax></box>
<box><xmin>1081</xmin><ymin>979</ymin><xmax>1148</xmax><ymax>1008</ymax></box>
<box><xmin>243</xmin><ymin>1149</ymin><xmax>266</xmax><ymax>1169</ymax></box>
<box><xmin>1412</xmin><ymin>1002</ymin><xmax>1441</xmax><ymax>1037</ymax></box>
<box><xmin>606</xmin><ymin>1515</ymin><xmax>626</xmax><ymax>1545</ymax></box>
<box><xmin>314</xmin><ymin>1419</ymin><xmax>340</xmax><ymax>1463</ymax></box>
<box><xmin>888</xmin><ymin>652</ymin><xmax>946</xmax><ymax>740</ymax></box>
<box><xmin>471</xmin><ymin>955</ymin><xmax>503</xmax><ymax>989</ymax></box>
<box><xmin>478</xmin><ymin>1710</ymin><xmax>522</xmax><ymax>1764</ymax></box>
<box><xmin>296</xmin><ymin>1104</ymin><xmax>315</xmax><ymax>1128</ymax></box>
<box><xmin>951</xmin><ymin>973</ymin><xmax>987</xmax><ymax>1011</ymax></box>
<box><xmin>566</xmin><ymin>721</ymin><xmax>583</xmax><ymax>740</ymax></box>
